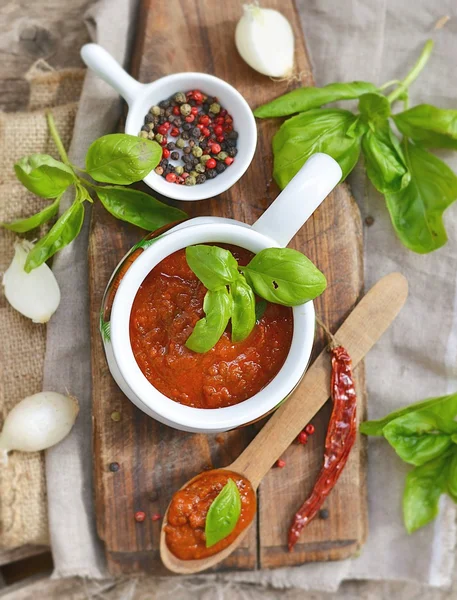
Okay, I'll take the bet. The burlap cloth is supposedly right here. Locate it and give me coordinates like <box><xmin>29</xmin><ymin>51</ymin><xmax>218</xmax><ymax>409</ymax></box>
<box><xmin>0</xmin><ymin>65</ymin><xmax>84</xmax><ymax>548</ymax></box>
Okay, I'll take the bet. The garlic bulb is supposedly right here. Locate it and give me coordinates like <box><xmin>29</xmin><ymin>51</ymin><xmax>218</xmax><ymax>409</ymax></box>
<box><xmin>3</xmin><ymin>239</ymin><xmax>60</xmax><ymax>323</ymax></box>
<box><xmin>0</xmin><ymin>392</ymin><xmax>79</xmax><ymax>464</ymax></box>
<box><xmin>235</xmin><ymin>4</ymin><xmax>295</xmax><ymax>78</ymax></box>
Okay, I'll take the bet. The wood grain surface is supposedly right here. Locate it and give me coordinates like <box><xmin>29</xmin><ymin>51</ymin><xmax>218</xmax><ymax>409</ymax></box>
<box><xmin>88</xmin><ymin>0</ymin><xmax>367</xmax><ymax>575</ymax></box>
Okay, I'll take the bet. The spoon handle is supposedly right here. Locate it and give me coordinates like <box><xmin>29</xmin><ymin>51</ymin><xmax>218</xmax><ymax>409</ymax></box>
<box><xmin>230</xmin><ymin>272</ymin><xmax>408</xmax><ymax>489</ymax></box>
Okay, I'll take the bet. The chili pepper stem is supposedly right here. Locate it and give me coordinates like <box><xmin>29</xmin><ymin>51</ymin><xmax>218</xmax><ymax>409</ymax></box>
<box><xmin>315</xmin><ymin>315</ymin><xmax>339</xmax><ymax>349</ymax></box>
<box><xmin>387</xmin><ymin>39</ymin><xmax>434</xmax><ymax>104</ymax></box>
<box><xmin>46</xmin><ymin>111</ymin><xmax>71</xmax><ymax>166</ymax></box>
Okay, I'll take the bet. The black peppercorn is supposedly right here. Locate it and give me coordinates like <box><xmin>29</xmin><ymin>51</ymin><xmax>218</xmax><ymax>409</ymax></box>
<box><xmin>165</xmin><ymin>107</ymin><xmax>173</xmax><ymax>116</ymax></box>
<box><xmin>196</xmin><ymin>174</ymin><xmax>206</xmax><ymax>184</ymax></box>
<box><xmin>174</xmin><ymin>117</ymin><xmax>182</xmax><ymax>127</ymax></box>
<box><xmin>159</xmin><ymin>99</ymin><xmax>170</xmax><ymax>108</ymax></box>
<box><xmin>167</xmin><ymin>142</ymin><xmax>176</xmax><ymax>150</ymax></box>
<box><xmin>183</xmin><ymin>146</ymin><xmax>192</xmax><ymax>154</ymax></box>
<box><xmin>141</xmin><ymin>125</ymin><xmax>149</xmax><ymax>132</ymax></box>
<box><xmin>160</xmin><ymin>159</ymin><xmax>168</xmax><ymax>168</ymax></box>
<box><xmin>181</xmin><ymin>131</ymin><xmax>190</xmax><ymax>140</ymax></box>
<box><xmin>192</xmin><ymin>127</ymin><xmax>201</xmax><ymax>138</ymax></box>
<box><xmin>227</xmin><ymin>147</ymin><xmax>238</xmax><ymax>157</ymax></box>
<box><xmin>319</xmin><ymin>509</ymin><xmax>330</xmax><ymax>520</ymax></box>
<box><xmin>206</xmin><ymin>169</ymin><xmax>217</xmax><ymax>179</ymax></box>
<box><xmin>170</xmin><ymin>151</ymin><xmax>180</xmax><ymax>160</ymax></box>
<box><xmin>145</xmin><ymin>113</ymin><xmax>154</xmax><ymax>123</ymax></box>
<box><xmin>221</xmin><ymin>142</ymin><xmax>228</xmax><ymax>151</ymax></box>
<box><xmin>216</xmin><ymin>162</ymin><xmax>226</xmax><ymax>174</ymax></box>
<box><xmin>227</xmin><ymin>130</ymin><xmax>239</xmax><ymax>140</ymax></box>
<box><xmin>182</xmin><ymin>122</ymin><xmax>192</xmax><ymax>131</ymax></box>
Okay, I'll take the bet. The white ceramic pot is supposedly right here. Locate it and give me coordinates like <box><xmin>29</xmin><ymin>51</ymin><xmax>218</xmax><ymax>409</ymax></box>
<box><xmin>100</xmin><ymin>153</ymin><xmax>342</xmax><ymax>433</ymax></box>
<box><xmin>80</xmin><ymin>43</ymin><xmax>257</xmax><ymax>201</ymax></box>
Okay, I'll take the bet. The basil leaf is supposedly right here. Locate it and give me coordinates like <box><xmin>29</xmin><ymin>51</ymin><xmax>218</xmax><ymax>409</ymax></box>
<box><xmin>362</xmin><ymin>124</ymin><xmax>410</xmax><ymax>194</ymax></box>
<box><xmin>243</xmin><ymin>248</ymin><xmax>326</xmax><ymax>306</ymax></box>
<box><xmin>186</xmin><ymin>245</ymin><xmax>239</xmax><ymax>291</ymax></box>
<box><xmin>24</xmin><ymin>200</ymin><xmax>85</xmax><ymax>272</ymax></box>
<box><xmin>14</xmin><ymin>154</ymin><xmax>74</xmax><ymax>198</ymax></box>
<box><xmin>358</xmin><ymin>93</ymin><xmax>391</xmax><ymax>127</ymax></box>
<box><xmin>254</xmin><ymin>81</ymin><xmax>378</xmax><ymax>118</ymax></box>
<box><xmin>205</xmin><ymin>478</ymin><xmax>242</xmax><ymax>548</ymax></box>
<box><xmin>384</xmin><ymin>141</ymin><xmax>457</xmax><ymax>253</ymax></box>
<box><xmin>360</xmin><ymin>393</ymin><xmax>457</xmax><ymax>437</ymax></box>
<box><xmin>1</xmin><ymin>195</ymin><xmax>61</xmax><ymax>233</ymax></box>
<box><xmin>403</xmin><ymin>452</ymin><xmax>450</xmax><ymax>533</ymax></box>
<box><xmin>85</xmin><ymin>134</ymin><xmax>162</xmax><ymax>184</ymax></box>
<box><xmin>393</xmin><ymin>104</ymin><xmax>457</xmax><ymax>150</ymax></box>
<box><xmin>447</xmin><ymin>448</ymin><xmax>457</xmax><ymax>502</ymax></box>
<box><xmin>96</xmin><ymin>186</ymin><xmax>187</xmax><ymax>231</ymax></box>
<box><xmin>255</xmin><ymin>299</ymin><xmax>267</xmax><ymax>322</ymax></box>
<box><xmin>383</xmin><ymin>411</ymin><xmax>456</xmax><ymax>466</ymax></box>
<box><xmin>231</xmin><ymin>276</ymin><xmax>256</xmax><ymax>343</ymax></box>
<box><xmin>272</xmin><ymin>109</ymin><xmax>362</xmax><ymax>189</ymax></box>
<box><xmin>185</xmin><ymin>289</ymin><xmax>232</xmax><ymax>353</ymax></box>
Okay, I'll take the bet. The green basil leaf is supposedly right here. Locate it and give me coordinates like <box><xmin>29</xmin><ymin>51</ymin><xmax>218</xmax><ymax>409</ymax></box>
<box><xmin>231</xmin><ymin>276</ymin><xmax>256</xmax><ymax>343</ymax></box>
<box><xmin>185</xmin><ymin>289</ymin><xmax>232</xmax><ymax>353</ymax></box>
<box><xmin>346</xmin><ymin>117</ymin><xmax>369</xmax><ymax>139</ymax></box>
<box><xmin>393</xmin><ymin>104</ymin><xmax>457</xmax><ymax>150</ymax></box>
<box><xmin>96</xmin><ymin>186</ymin><xmax>187</xmax><ymax>231</ymax></box>
<box><xmin>205</xmin><ymin>478</ymin><xmax>242</xmax><ymax>548</ymax></box>
<box><xmin>14</xmin><ymin>154</ymin><xmax>74</xmax><ymax>198</ymax></box>
<box><xmin>403</xmin><ymin>452</ymin><xmax>450</xmax><ymax>533</ymax></box>
<box><xmin>358</xmin><ymin>93</ymin><xmax>391</xmax><ymax>127</ymax></box>
<box><xmin>272</xmin><ymin>109</ymin><xmax>361</xmax><ymax>189</ymax></box>
<box><xmin>255</xmin><ymin>299</ymin><xmax>267</xmax><ymax>322</ymax></box>
<box><xmin>186</xmin><ymin>245</ymin><xmax>239</xmax><ymax>291</ymax></box>
<box><xmin>360</xmin><ymin>393</ymin><xmax>457</xmax><ymax>437</ymax></box>
<box><xmin>383</xmin><ymin>411</ymin><xmax>456</xmax><ymax>466</ymax></box>
<box><xmin>446</xmin><ymin>448</ymin><xmax>457</xmax><ymax>501</ymax></box>
<box><xmin>1</xmin><ymin>195</ymin><xmax>61</xmax><ymax>233</ymax></box>
<box><xmin>254</xmin><ymin>81</ymin><xmax>378</xmax><ymax>118</ymax></box>
<box><xmin>24</xmin><ymin>200</ymin><xmax>85</xmax><ymax>272</ymax></box>
<box><xmin>243</xmin><ymin>247</ymin><xmax>326</xmax><ymax>306</ymax></box>
<box><xmin>85</xmin><ymin>134</ymin><xmax>162</xmax><ymax>184</ymax></box>
<box><xmin>384</xmin><ymin>141</ymin><xmax>457</xmax><ymax>253</ymax></box>
<box><xmin>362</xmin><ymin>124</ymin><xmax>410</xmax><ymax>194</ymax></box>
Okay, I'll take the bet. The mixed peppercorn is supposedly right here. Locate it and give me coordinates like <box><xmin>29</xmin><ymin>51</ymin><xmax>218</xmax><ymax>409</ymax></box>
<box><xmin>139</xmin><ymin>89</ymin><xmax>238</xmax><ymax>186</ymax></box>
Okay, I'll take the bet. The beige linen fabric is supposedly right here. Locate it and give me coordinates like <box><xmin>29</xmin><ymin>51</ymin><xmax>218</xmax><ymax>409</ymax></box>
<box><xmin>43</xmin><ymin>0</ymin><xmax>457</xmax><ymax>592</ymax></box>
<box><xmin>0</xmin><ymin>66</ymin><xmax>82</xmax><ymax>548</ymax></box>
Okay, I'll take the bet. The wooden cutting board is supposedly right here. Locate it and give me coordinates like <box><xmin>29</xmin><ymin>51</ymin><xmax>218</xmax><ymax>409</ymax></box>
<box><xmin>88</xmin><ymin>0</ymin><xmax>367</xmax><ymax>575</ymax></box>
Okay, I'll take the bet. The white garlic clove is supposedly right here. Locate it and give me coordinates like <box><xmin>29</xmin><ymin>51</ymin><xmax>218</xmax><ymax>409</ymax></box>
<box><xmin>2</xmin><ymin>239</ymin><xmax>61</xmax><ymax>323</ymax></box>
<box><xmin>235</xmin><ymin>4</ymin><xmax>295</xmax><ymax>78</ymax></box>
<box><xmin>0</xmin><ymin>392</ymin><xmax>79</xmax><ymax>463</ymax></box>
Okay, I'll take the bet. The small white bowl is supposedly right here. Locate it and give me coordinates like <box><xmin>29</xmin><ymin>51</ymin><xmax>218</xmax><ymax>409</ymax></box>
<box><xmin>81</xmin><ymin>43</ymin><xmax>257</xmax><ymax>201</ymax></box>
<box><xmin>100</xmin><ymin>154</ymin><xmax>342</xmax><ymax>433</ymax></box>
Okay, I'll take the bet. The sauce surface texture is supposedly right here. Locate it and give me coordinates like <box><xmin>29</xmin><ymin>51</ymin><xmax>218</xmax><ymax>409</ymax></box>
<box><xmin>129</xmin><ymin>245</ymin><xmax>293</xmax><ymax>408</ymax></box>
<box><xmin>165</xmin><ymin>470</ymin><xmax>256</xmax><ymax>560</ymax></box>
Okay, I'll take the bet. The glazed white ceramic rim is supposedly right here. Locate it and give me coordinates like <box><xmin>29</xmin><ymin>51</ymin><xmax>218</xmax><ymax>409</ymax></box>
<box><xmin>110</xmin><ymin>222</ymin><xmax>315</xmax><ymax>431</ymax></box>
<box><xmin>125</xmin><ymin>72</ymin><xmax>257</xmax><ymax>201</ymax></box>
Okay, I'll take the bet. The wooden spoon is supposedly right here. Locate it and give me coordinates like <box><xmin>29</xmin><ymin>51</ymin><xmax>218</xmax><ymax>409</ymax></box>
<box><xmin>160</xmin><ymin>272</ymin><xmax>408</xmax><ymax>574</ymax></box>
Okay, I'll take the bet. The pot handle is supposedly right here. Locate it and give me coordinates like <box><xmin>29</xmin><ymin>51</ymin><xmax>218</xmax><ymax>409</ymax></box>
<box><xmin>251</xmin><ymin>153</ymin><xmax>342</xmax><ymax>247</ymax></box>
<box><xmin>80</xmin><ymin>43</ymin><xmax>145</xmax><ymax>106</ymax></box>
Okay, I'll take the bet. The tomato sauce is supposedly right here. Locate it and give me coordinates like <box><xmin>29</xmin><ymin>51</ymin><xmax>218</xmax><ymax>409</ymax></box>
<box><xmin>165</xmin><ymin>470</ymin><xmax>256</xmax><ymax>560</ymax></box>
<box><xmin>129</xmin><ymin>245</ymin><xmax>293</xmax><ymax>408</ymax></box>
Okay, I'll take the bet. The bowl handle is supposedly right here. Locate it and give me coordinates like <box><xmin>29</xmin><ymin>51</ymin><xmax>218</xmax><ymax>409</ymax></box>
<box><xmin>251</xmin><ymin>153</ymin><xmax>342</xmax><ymax>247</ymax></box>
<box><xmin>80</xmin><ymin>43</ymin><xmax>145</xmax><ymax>106</ymax></box>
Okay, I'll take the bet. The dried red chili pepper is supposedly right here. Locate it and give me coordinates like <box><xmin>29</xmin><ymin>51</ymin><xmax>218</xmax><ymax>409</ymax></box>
<box><xmin>288</xmin><ymin>344</ymin><xmax>357</xmax><ymax>551</ymax></box>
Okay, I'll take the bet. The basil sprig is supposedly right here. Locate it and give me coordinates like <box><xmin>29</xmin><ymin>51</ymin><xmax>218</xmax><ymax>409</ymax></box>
<box><xmin>2</xmin><ymin>112</ymin><xmax>187</xmax><ymax>272</ymax></box>
<box><xmin>255</xmin><ymin>40</ymin><xmax>457</xmax><ymax>255</ymax></box>
<box><xmin>185</xmin><ymin>244</ymin><xmax>326</xmax><ymax>353</ymax></box>
<box><xmin>361</xmin><ymin>392</ymin><xmax>457</xmax><ymax>533</ymax></box>
<box><xmin>205</xmin><ymin>478</ymin><xmax>241</xmax><ymax>548</ymax></box>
